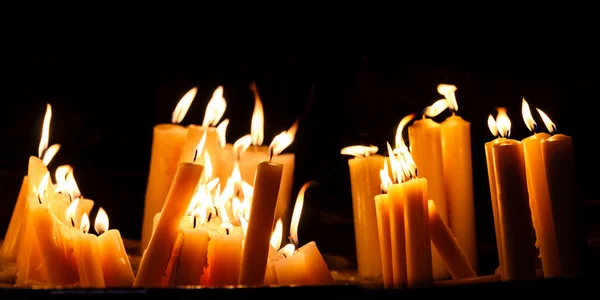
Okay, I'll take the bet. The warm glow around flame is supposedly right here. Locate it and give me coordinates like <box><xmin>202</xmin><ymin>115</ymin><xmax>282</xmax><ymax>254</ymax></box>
<box><xmin>80</xmin><ymin>213</ymin><xmax>90</xmax><ymax>234</ymax></box>
<box><xmin>290</xmin><ymin>181</ymin><xmax>318</xmax><ymax>246</ymax></box>
<box><xmin>233</xmin><ymin>134</ymin><xmax>252</xmax><ymax>161</ymax></box>
<box><xmin>424</xmin><ymin>99</ymin><xmax>449</xmax><ymax>118</ymax></box>
<box><xmin>270</xmin><ymin>218</ymin><xmax>283</xmax><ymax>250</ymax></box>
<box><xmin>202</xmin><ymin>152</ymin><xmax>213</xmax><ymax>183</ymax></box>
<box><xmin>536</xmin><ymin>108</ymin><xmax>557</xmax><ymax>134</ymax></box>
<box><xmin>94</xmin><ymin>207</ymin><xmax>109</xmax><ymax>234</ymax></box>
<box><xmin>280</xmin><ymin>243</ymin><xmax>296</xmax><ymax>258</ymax></box>
<box><xmin>380</xmin><ymin>160</ymin><xmax>393</xmax><ymax>193</ymax></box>
<box><xmin>172</xmin><ymin>87</ymin><xmax>198</xmax><ymax>124</ymax></box>
<box><xmin>521</xmin><ymin>98</ymin><xmax>537</xmax><ymax>132</ymax></box>
<box><xmin>66</xmin><ymin>198</ymin><xmax>79</xmax><ymax>227</ymax></box>
<box><xmin>54</xmin><ymin>165</ymin><xmax>72</xmax><ymax>194</ymax></box>
<box><xmin>42</xmin><ymin>144</ymin><xmax>60</xmax><ymax>166</ymax></box>
<box><xmin>487</xmin><ymin>114</ymin><xmax>498</xmax><ymax>137</ymax></box>
<box><xmin>216</xmin><ymin>119</ymin><xmax>229</xmax><ymax>148</ymax></box>
<box><xmin>202</xmin><ymin>86</ymin><xmax>227</xmax><ymax>127</ymax></box>
<box><xmin>38</xmin><ymin>103</ymin><xmax>52</xmax><ymax>159</ymax></box>
<box><xmin>66</xmin><ymin>169</ymin><xmax>81</xmax><ymax>200</ymax></box>
<box><xmin>395</xmin><ymin>113</ymin><xmax>415</xmax><ymax>150</ymax></box>
<box><xmin>269</xmin><ymin>121</ymin><xmax>298</xmax><ymax>157</ymax></box>
<box><xmin>437</xmin><ymin>84</ymin><xmax>458</xmax><ymax>112</ymax></box>
<box><xmin>496</xmin><ymin>107</ymin><xmax>511</xmax><ymax>138</ymax></box>
<box><xmin>249</xmin><ymin>82</ymin><xmax>264</xmax><ymax>147</ymax></box>
<box><xmin>195</xmin><ymin>130</ymin><xmax>208</xmax><ymax>162</ymax></box>
<box><xmin>340</xmin><ymin>145</ymin><xmax>378</xmax><ymax>157</ymax></box>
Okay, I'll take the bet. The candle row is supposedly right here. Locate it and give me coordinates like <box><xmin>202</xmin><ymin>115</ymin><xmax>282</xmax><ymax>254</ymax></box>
<box><xmin>485</xmin><ymin>99</ymin><xmax>583</xmax><ymax>280</ymax></box>
<box><xmin>1</xmin><ymin>104</ymin><xmax>134</xmax><ymax>287</ymax></box>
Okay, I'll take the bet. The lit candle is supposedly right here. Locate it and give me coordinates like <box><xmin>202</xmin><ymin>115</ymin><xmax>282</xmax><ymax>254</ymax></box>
<box><xmin>170</xmin><ymin>207</ymin><xmax>211</xmax><ymax>286</ymax></box>
<box><xmin>340</xmin><ymin>145</ymin><xmax>383</xmax><ymax>280</ymax></box>
<box><xmin>134</xmin><ymin>158</ymin><xmax>204</xmax><ymax>287</ymax></box>
<box><xmin>438</xmin><ymin>84</ymin><xmax>477</xmax><ymax>272</ymax></box>
<box><xmin>537</xmin><ymin>108</ymin><xmax>585</xmax><ymax>277</ymax></box>
<box><xmin>492</xmin><ymin>108</ymin><xmax>537</xmax><ymax>281</ymax></box>
<box><xmin>374</xmin><ymin>160</ymin><xmax>393</xmax><ymax>288</ymax></box>
<box><xmin>94</xmin><ymin>208</ymin><xmax>135</xmax><ymax>287</ymax></box>
<box><xmin>216</xmin><ymin>83</ymin><xmax>295</xmax><ymax>237</ymax></box>
<box><xmin>264</xmin><ymin>219</ymin><xmax>284</xmax><ymax>285</ymax></box>
<box><xmin>238</xmin><ymin>129</ymin><xmax>291</xmax><ymax>285</ymax></box>
<box><xmin>427</xmin><ymin>200</ymin><xmax>476</xmax><ymax>280</ymax></box>
<box><xmin>484</xmin><ymin>112</ymin><xmax>507</xmax><ymax>275</ymax></box>
<box><xmin>520</xmin><ymin>99</ymin><xmax>560</xmax><ymax>278</ymax></box>
<box><xmin>408</xmin><ymin>101</ymin><xmax>450</xmax><ymax>280</ymax></box>
<box><xmin>72</xmin><ymin>213</ymin><xmax>105</xmax><ymax>288</ymax></box>
<box><xmin>141</xmin><ymin>87</ymin><xmax>197</xmax><ymax>252</ymax></box>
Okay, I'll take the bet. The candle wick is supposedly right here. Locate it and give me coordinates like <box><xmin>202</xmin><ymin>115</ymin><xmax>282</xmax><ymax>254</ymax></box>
<box><xmin>533</xmin><ymin>123</ymin><xmax>538</xmax><ymax>134</ymax></box>
<box><xmin>207</xmin><ymin>212</ymin><xmax>213</xmax><ymax>223</ymax></box>
<box><xmin>269</xmin><ymin>149</ymin><xmax>273</xmax><ymax>162</ymax></box>
<box><xmin>70</xmin><ymin>217</ymin><xmax>75</xmax><ymax>228</ymax></box>
<box><xmin>193</xmin><ymin>216</ymin><xmax>197</xmax><ymax>229</ymax></box>
<box><xmin>67</xmin><ymin>193</ymin><xmax>72</xmax><ymax>203</ymax></box>
<box><xmin>214</xmin><ymin>206</ymin><xmax>219</xmax><ymax>217</ymax></box>
<box><xmin>225</xmin><ymin>228</ymin><xmax>230</xmax><ymax>235</ymax></box>
<box><xmin>193</xmin><ymin>149</ymin><xmax>198</xmax><ymax>164</ymax></box>
<box><xmin>413</xmin><ymin>168</ymin><xmax>418</xmax><ymax>179</ymax></box>
<box><xmin>37</xmin><ymin>194</ymin><xmax>42</xmax><ymax>204</ymax></box>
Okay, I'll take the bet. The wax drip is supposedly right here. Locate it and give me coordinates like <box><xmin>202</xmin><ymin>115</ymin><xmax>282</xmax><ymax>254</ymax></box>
<box><xmin>193</xmin><ymin>215</ymin><xmax>197</xmax><ymax>229</ymax></box>
<box><xmin>193</xmin><ymin>149</ymin><xmax>198</xmax><ymax>163</ymax></box>
<box><xmin>207</xmin><ymin>212</ymin><xmax>213</xmax><ymax>223</ymax></box>
<box><xmin>225</xmin><ymin>228</ymin><xmax>230</xmax><ymax>235</ymax></box>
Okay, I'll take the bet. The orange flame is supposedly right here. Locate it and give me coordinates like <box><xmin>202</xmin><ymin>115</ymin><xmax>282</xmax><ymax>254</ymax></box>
<box><xmin>172</xmin><ymin>87</ymin><xmax>198</xmax><ymax>124</ymax></box>
<box><xmin>521</xmin><ymin>98</ymin><xmax>537</xmax><ymax>133</ymax></box>
<box><xmin>437</xmin><ymin>84</ymin><xmax>458</xmax><ymax>112</ymax></box>
<box><xmin>269</xmin><ymin>121</ymin><xmax>298</xmax><ymax>157</ymax></box>
<box><xmin>340</xmin><ymin>145</ymin><xmax>378</xmax><ymax>157</ymax></box>
<box><xmin>216</xmin><ymin>119</ymin><xmax>229</xmax><ymax>148</ymax></box>
<box><xmin>487</xmin><ymin>114</ymin><xmax>498</xmax><ymax>137</ymax></box>
<box><xmin>496</xmin><ymin>107</ymin><xmax>511</xmax><ymax>138</ymax></box>
<box><xmin>423</xmin><ymin>99</ymin><xmax>449</xmax><ymax>118</ymax></box>
<box><xmin>395</xmin><ymin>113</ymin><xmax>415</xmax><ymax>150</ymax></box>
<box><xmin>270</xmin><ymin>218</ymin><xmax>283</xmax><ymax>250</ymax></box>
<box><xmin>94</xmin><ymin>207</ymin><xmax>109</xmax><ymax>234</ymax></box>
<box><xmin>249</xmin><ymin>82</ymin><xmax>264</xmax><ymax>146</ymax></box>
<box><xmin>202</xmin><ymin>86</ymin><xmax>227</xmax><ymax>127</ymax></box>
<box><xmin>536</xmin><ymin>108</ymin><xmax>557</xmax><ymax>134</ymax></box>
<box><xmin>290</xmin><ymin>181</ymin><xmax>318</xmax><ymax>246</ymax></box>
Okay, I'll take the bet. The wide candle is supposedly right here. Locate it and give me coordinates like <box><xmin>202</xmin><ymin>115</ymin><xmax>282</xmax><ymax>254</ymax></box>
<box><xmin>492</xmin><ymin>108</ymin><xmax>536</xmax><ymax>281</ymax></box>
<box><xmin>170</xmin><ymin>208</ymin><xmax>211</xmax><ymax>286</ymax></box>
<box><xmin>340</xmin><ymin>145</ymin><xmax>383</xmax><ymax>280</ymax></box>
<box><xmin>538</xmin><ymin>109</ymin><xmax>585</xmax><ymax>277</ymax></box>
<box><xmin>520</xmin><ymin>100</ymin><xmax>560</xmax><ymax>278</ymax></box>
<box><xmin>141</xmin><ymin>87</ymin><xmax>197</xmax><ymax>252</ymax></box>
<box><xmin>438</xmin><ymin>84</ymin><xmax>477</xmax><ymax>272</ymax></box>
<box><xmin>134</xmin><ymin>161</ymin><xmax>204</xmax><ymax>287</ymax></box>
<box><xmin>408</xmin><ymin>100</ymin><xmax>450</xmax><ymax>280</ymax></box>
<box><xmin>94</xmin><ymin>208</ymin><xmax>135</xmax><ymax>287</ymax></box>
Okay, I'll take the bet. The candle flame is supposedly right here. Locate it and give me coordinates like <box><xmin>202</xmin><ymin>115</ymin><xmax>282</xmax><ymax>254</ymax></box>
<box><xmin>194</xmin><ymin>130</ymin><xmax>208</xmax><ymax>163</ymax></box>
<box><xmin>380</xmin><ymin>160</ymin><xmax>393</xmax><ymax>193</ymax></box>
<box><xmin>80</xmin><ymin>213</ymin><xmax>90</xmax><ymax>234</ymax></box>
<box><xmin>437</xmin><ymin>84</ymin><xmax>458</xmax><ymax>112</ymax></box>
<box><xmin>536</xmin><ymin>108</ymin><xmax>556</xmax><ymax>134</ymax></box>
<box><xmin>340</xmin><ymin>145</ymin><xmax>378</xmax><ymax>157</ymax></box>
<box><xmin>487</xmin><ymin>114</ymin><xmax>498</xmax><ymax>137</ymax></box>
<box><xmin>171</xmin><ymin>87</ymin><xmax>198</xmax><ymax>124</ymax></box>
<box><xmin>66</xmin><ymin>169</ymin><xmax>81</xmax><ymax>200</ymax></box>
<box><xmin>216</xmin><ymin>119</ymin><xmax>229</xmax><ymax>148</ymax></box>
<box><xmin>233</xmin><ymin>134</ymin><xmax>252</xmax><ymax>161</ymax></box>
<box><xmin>269</xmin><ymin>121</ymin><xmax>298</xmax><ymax>157</ymax></box>
<box><xmin>38</xmin><ymin>103</ymin><xmax>52</xmax><ymax>159</ymax></box>
<box><xmin>290</xmin><ymin>181</ymin><xmax>318</xmax><ymax>246</ymax></box>
<box><xmin>202</xmin><ymin>152</ymin><xmax>213</xmax><ymax>183</ymax></box>
<box><xmin>54</xmin><ymin>164</ymin><xmax>72</xmax><ymax>195</ymax></box>
<box><xmin>37</xmin><ymin>172</ymin><xmax>51</xmax><ymax>203</ymax></box>
<box><xmin>191</xmin><ymin>205</ymin><xmax>205</xmax><ymax>228</ymax></box>
<box><xmin>386</xmin><ymin>142</ymin><xmax>401</xmax><ymax>184</ymax></box>
<box><xmin>395</xmin><ymin>113</ymin><xmax>415</xmax><ymax>150</ymax></box>
<box><xmin>249</xmin><ymin>82</ymin><xmax>264</xmax><ymax>147</ymax></box>
<box><xmin>270</xmin><ymin>218</ymin><xmax>283</xmax><ymax>250</ymax></box>
<box><xmin>423</xmin><ymin>99</ymin><xmax>449</xmax><ymax>118</ymax></box>
<box><xmin>521</xmin><ymin>98</ymin><xmax>537</xmax><ymax>133</ymax></box>
<box><xmin>94</xmin><ymin>207</ymin><xmax>109</xmax><ymax>234</ymax></box>
<box><xmin>66</xmin><ymin>198</ymin><xmax>79</xmax><ymax>227</ymax></box>
<box><xmin>42</xmin><ymin>144</ymin><xmax>60</xmax><ymax>166</ymax></box>
<box><xmin>280</xmin><ymin>243</ymin><xmax>296</xmax><ymax>258</ymax></box>
<box><xmin>496</xmin><ymin>107</ymin><xmax>511</xmax><ymax>138</ymax></box>
<box><xmin>202</xmin><ymin>86</ymin><xmax>227</xmax><ymax>127</ymax></box>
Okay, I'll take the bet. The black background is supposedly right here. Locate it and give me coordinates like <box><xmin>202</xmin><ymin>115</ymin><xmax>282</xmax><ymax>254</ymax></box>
<box><xmin>1</xmin><ymin>57</ymin><xmax>597</xmax><ymax>274</ymax></box>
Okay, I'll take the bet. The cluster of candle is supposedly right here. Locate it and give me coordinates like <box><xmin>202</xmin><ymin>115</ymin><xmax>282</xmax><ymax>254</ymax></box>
<box><xmin>135</xmin><ymin>83</ymin><xmax>333</xmax><ymax>287</ymax></box>
<box><xmin>1</xmin><ymin>104</ymin><xmax>134</xmax><ymax>287</ymax></box>
<box><xmin>485</xmin><ymin>99</ymin><xmax>582</xmax><ymax>280</ymax></box>
<box><xmin>342</xmin><ymin>84</ymin><xmax>477</xmax><ymax>285</ymax></box>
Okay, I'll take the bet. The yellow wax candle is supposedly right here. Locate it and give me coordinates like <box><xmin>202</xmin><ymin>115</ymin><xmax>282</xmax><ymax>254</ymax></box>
<box><xmin>141</xmin><ymin>87</ymin><xmax>197</xmax><ymax>252</ymax></box>
<box><xmin>207</xmin><ymin>226</ymin><xmax>243</xmax><ymax>286</ymax></box>
<box><xmin>403</xmin><ymin>178</ymin><xmax>433</xmax><ymax>287</ymax></box>
<box><xmin>520</xmin><ymin>101</ymin><xmax>561</xmax><ymax>278</ymax></box>
<box><xmin>15</xmin><ymin>201</ymin><xmax>47</xmax><ymax>286</ymax></box>
<box><xmin>297</xmin><ymin>241</ymin><xmax>335</xmax><ymax>285</ymax></box>
<box><xmin>170</xmin><ymin>214</ymin><xmax>211</xmax><ymax>286</ymax></box>
<box><xmin>438</xmin><ymin>84</ymin><xmax>477</xmax><ymax>272</ymax></box>
<box><xmin>94</xmin><ymin>208</ymin><xmax>135</xmax><ymax>287</ymax></box>
<box><xmin>238</xmin><ymin>161</ymin><xmax>283</xmax><ymax>285</ymax></box>
<box><xmin>539</xmin><ymin>110</ymin><xmax>584</xmax><ymax>276</ymax></box>
<box><xmin>388</xmin><ymin>182</ymin><xmax>408</xmax><ymax>288</ymax></box>
<box><xmin>152</xmin><ymin>212</ymin><xmax>161</xmax><ymax>234</ymax></box>
<box><xmin>374</xmin><ymin>194</ymin><xmax>393</xmax><ymax>288</ymax></box>
<box><xmin>484</xmin><ymin>114</ymin><xmax>507</xmax><ymax>275</ymax></box>
<box><xmin>428</xmin><ymin>200</ymin><xmax>476</xmax><ymax>280</ymax></box>
<box><xmin>408</xmin><ymin>106</ymin><xmax>449</xmax><ymax>280</ymax></box>
<box><xmin>72</xmin><ymin>213</ymin><xmax>105</xmax><ymax>288</ymax></box>
<box><xmin>341</xmin><ymin>145</ymin><xmax>383</xmax><ymax>280</ymax></box>
<box><xmin>492</xmin><ymin>109</ymin><xmax>537</xmax><ymax>281</ymax></box>
<box><xmin>1</xmin><ymin>176</ymin><xmax>29</xmax><ymax>262</ymax></box>
<box><xmin>134</xmin><ymin>162</ymin><xmax>204</xmax><ymax>287</ymax></box>
<box><xmin>274</xmin><ymin>245</ymin><xmax>309</xmax><ymax>285</ymax></box>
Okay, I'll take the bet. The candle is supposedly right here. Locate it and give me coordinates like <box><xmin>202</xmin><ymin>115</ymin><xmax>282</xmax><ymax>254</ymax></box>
<box><xmin>206</xmin><ymin>226</ymin><xmax>243</xmax><ymax>286</ymax></box>
<box><xmin>374</xmin><ymin>160</ymin><xmax>393</xmax><ymax>288</ymax></box>
<box><xmin>520</xmin><ymin>100</ymin><xmax>561</xmax><ymax>278</ymax></box>
<box><xmin>94</xmin><ymin>208</ymin><xmax>135</xmax><ymax>287</ymax></box>
<box><xmin>340</xmin><ymin>145</ymin><xmax>383</xmax><ymax>280</ymax></box>
<box><xmin>71</xmin><ymin>213</ymin><xmax>105</xmax><ymax>288</ymax></box>
<box><xmin>141</xmin><ymin>87</ymin><xmax>197</xmax><ymax>252</ymax></box>
<box><xmin>484</xmin><ymin>113</ymin><xmax>507</xmax><ymax>275</ymax></box>
<box><xmin>216</xmin><ymin>87</ymin><xmax>296</xmax><ymax>237</ymax></box>
<box><xmin>386</xmin><ymin>158</ymin><xmax>408</xmax><ymax>288</ymax></box>
<box><xmin>170</xmin><ymin>209</ymin><xmax>211</xmax><ymax>286</ymax></box>
<box><xmin>134</xmin><ymin>161</ymin><xmax>204</xmax><ymax>287</ymax></box>
<box><xmin>264</xmin><ymin>219</ymin><xmax>284</xmax><ymax>285</ymax></box>
<box><xmin>492</xmin><ymin>109</ymin><xmax>537</xmax><ymax>281</ymax></box>
<box><xmin>538</xmin><ymin>109</ymin><xmax>585</xmax><ymax>276</ymax></box>
<box><xmin>408</xmin><ymin>100</ymin><xmax>450</xmax><ymax>280</ymax></box>
<box><xmin>275</xmin><ymin>244</ymin><xmax>309</xmax><ymax>285</ymax></box>
<box><xmin>437</xmin><ymin>84</ymin><xmax>477</xmax><ymax>272</ymax></box>
<box><xmin>427</xmin><ymin>200</ymin><xmax>476</xmax><ymax>280</ymax></box>
<box><xmin>238</xmin><ymin>125</ymin><xmax>295</xmax><ymax>285</ymax></box>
